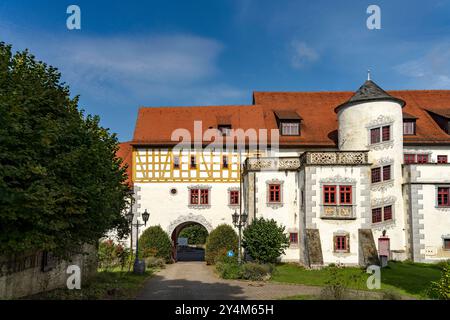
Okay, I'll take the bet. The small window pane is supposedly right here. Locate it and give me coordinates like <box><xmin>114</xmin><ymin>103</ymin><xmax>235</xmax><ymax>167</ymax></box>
<box><xmin>382</xmin><ymin>126</ymin><xmax>390</xmax><ymax>141</ymax></box>
<box><xmin>370</xmin><ymin>128</ymin><xmax>381</xmax><ymax>144</ymax></box>
<box><xmin>371</xmin><ymin>167</ymin><xmax>381</xmax><ymax>183</ymax></box>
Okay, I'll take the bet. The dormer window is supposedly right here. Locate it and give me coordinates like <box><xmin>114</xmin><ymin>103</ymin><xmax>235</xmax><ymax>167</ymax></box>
<box><xmin>274</xmin><ymin>110</ymin><xmax>302</xmax><ymax>136</ymax></box>
<box><xmin>218</xmin><ymin>124</ymin><xmax>232</xmax><ymax>136</ymax></box>
<box><xmin>403</xmin><ymin>112</ymin><xmax>417</xmax><ymax>135</ymax></box>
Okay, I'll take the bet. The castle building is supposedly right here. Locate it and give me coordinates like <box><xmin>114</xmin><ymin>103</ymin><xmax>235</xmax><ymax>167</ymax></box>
<box><xmin>117</xmin><ymin>79</ymin><xmax>450</xmax><ymax>266</ymax></box>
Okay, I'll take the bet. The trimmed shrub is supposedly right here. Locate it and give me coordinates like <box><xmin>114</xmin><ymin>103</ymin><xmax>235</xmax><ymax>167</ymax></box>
<box><xmin>205</xmin><ymin>224</ymin><xmax>238</xmax><ymax>265</ymax></box>
<box><xmin>144</xmin><ymin>256</ymin><xmax>166</xmax><ymax>269</ymax></box>
<box><xmin>138</xmin><ymin>226</ymin><xmax>172</xmax><ymax>262</ymax></box>
<box><xmin>216</xmin><ymin>256</ymin><xmax>241</xmax><ymax>279</ymax></box>
<box><xmin>179</xmin><ymin>225</ymin><xmax>208</xmax><ymax>245</ymax></box>
<box><xmin>240</xmin><ymin>262</ymin><xmax>272</xmax><ymax>281</ymax></box>
<box><xmin>242</xmin><ymin>218</ymin><xmax>289</xmax><ymax>263</ymax></box>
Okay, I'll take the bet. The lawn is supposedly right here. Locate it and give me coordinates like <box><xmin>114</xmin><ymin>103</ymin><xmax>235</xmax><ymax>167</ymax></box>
<box><xmin>271</xmin><ymin>261</ymin><xmax>444</xmax><ymax>298</ymax></box>
<box><xmin>24</xmin><ymin>267</ymin><xmax>155</xmax><ymax>300</ymax></box>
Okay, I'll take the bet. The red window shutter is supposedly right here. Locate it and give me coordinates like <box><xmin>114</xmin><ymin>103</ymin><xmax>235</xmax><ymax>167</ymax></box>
<box><xmin>417</xmin><ymin>154</ymin><xmax>429</xmax><ymax>163</ymax></box>
<box><xmin>370</xmin><ymin>128</ymin><xmax>381</xmax><ymax>144</ymax></box>
<box><xmin>372</xmin><ymin>208</ymin><xmax>382</xmax><ymax>223</ymax></box>
<box><xmin>190</xmin><ymin>189</ymin><xmax>199</xmax><ymax>204</ymax></box>
<box><xmin>404</xmin><ymin>154</ymin><xmax>416</xmax><ymax>164</ymax></box>
<box><xmin>382</xmin><ymin>126</ymin><xmax>390</xmax><ymax>141</ymax></box>
<box><xmin>289</xmin><ymin>233</ymin><xmax>298</xmax><ymax>244</ymax></box>
<box><xmin>230</xmin><ymin>191</ymin><xmax>239</xmax><ymax>205</ymax></box>
<box><xmin>383</xmin><ymin>205</ymin><xmax>393</xmax><ymax>221</ymax></box>
<box><xmin>438</xmin><ymin>187</ymin><xmax>450</xmax><ymax>207</ymax></box>
<box><xmin>437</xmin><ymin>155</ymin><xmax>448</xmax><ymax>164</ymax></box>
<box><xmin>383</xmin><ymin>165</ymin><xmax>391</xmax><ymax>181</ymax></box>
<box><xmin>371</xmin><ymin>168</ymin><xmax>381</xmax><ymax>183</ymax></box>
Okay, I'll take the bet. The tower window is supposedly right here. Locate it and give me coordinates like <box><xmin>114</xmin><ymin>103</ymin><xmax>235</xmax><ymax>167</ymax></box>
<box><xmin>370</xmin><ymin>128</ymin><xmax>381</xmax><ymax>144</ymax></box>
<box><xmin>370</xmin><ymin>125</ymin><xmax>391</xmax><ymax>144</ymax></box>
<box><xmin>371</xmin><ymin>167</ymin><xmax>381</xmax><ymax>183</ymax></box>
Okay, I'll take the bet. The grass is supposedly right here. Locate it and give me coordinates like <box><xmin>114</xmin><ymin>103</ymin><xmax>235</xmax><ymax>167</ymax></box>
<box><xmin>271</xmin><ymin>261</ymin><xmax>443</xmax><ymax>299</ymax></box>
<box><xmin>24</xmin><ymin>267</ymin><xmax>155</xmax><ymax>300</ymax></box>
<box><xmin>278</xmin><ymin>294</ymin><xmax>317</xmax><ymax>300</ymax></box>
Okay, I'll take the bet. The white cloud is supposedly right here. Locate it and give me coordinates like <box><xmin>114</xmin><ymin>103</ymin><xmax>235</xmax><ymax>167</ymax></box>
<box><xmin>394</xmin><ymin>43</ymin><xmax>450</xmax><ymax>88</ymax></box>
<box><xmin>290</xmin><ymin>40</ymin><xmax>319</xmax><ymax>69</ymax></box>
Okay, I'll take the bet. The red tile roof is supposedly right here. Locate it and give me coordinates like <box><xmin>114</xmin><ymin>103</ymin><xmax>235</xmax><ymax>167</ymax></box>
<box><xmin>116</xmin><ymin>141</ymin><xmax>133</xmax><ymax>186</ymax></box>
<box><xmin>124</xmin><ymin>90</ymin><xmax>450</xmax><ymax>149</ymax></box>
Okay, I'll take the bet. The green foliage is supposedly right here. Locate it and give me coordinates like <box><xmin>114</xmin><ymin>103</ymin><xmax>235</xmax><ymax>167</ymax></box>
<box><xmin>320</xmin><ymin>265</ymin><xmax>351</xmax><ymax>300</ymax></box>
<box><xmin>216</xmin><ymin>256</ymin><xmax>241</xmax><ymax>279</ymax></box>
<box><xmin>98</xmin><ymin>239</ymin><xmax>130</xmax><ymax>271</ymax></box>
<box><xmin>428</xmin><ymin>262</ymin><xmax>450</xmax><ymax>300</ymax></box>
<box><xmin>138</xmin><ymin>226</ymin><xmax>172</xmax><ymax>262</ymax></box>
<box><xmin>0</xmin><ymin>43</ymin><xmax>130</xmax><ymax>257</ymax></box>
<box><xmin>205</xmin><ymin>224</ymin><xmax>238</xmax><ymax>265</ymax></box>
<box><xmin>242</xmin><ymin>218</ymin><xmax>289</xmax><ymax>264</ymax></box>
<box><xmin>178</xmin><ymin>224</ymin><xmax>208</xmax><ymax>245</ymax></box>
<box><xmin>144</xmin><ymin>256</ymin><xmax>166</xmax><ymax>269</ymax></box>
<box><xmin>240</xmin><ymin>262</ymin><xmax>273</xmax><ymax>281</ymax></box>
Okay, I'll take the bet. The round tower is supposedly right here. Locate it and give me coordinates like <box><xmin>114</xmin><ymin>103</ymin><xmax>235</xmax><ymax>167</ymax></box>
<box><xmin>335</xmin><ymin>78</ymin><xmax>407</xmax><ymax>257</ymax></box>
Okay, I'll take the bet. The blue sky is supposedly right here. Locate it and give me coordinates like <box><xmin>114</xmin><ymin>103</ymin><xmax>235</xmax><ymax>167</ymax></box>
<box><xmin>1</xmin><ymin>0</ymin><xmax>449</xmax><ymax>141</ymax></box>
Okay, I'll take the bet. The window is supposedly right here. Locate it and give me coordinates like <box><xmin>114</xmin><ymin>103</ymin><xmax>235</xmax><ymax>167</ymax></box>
<box><xmin>268</xmin><ymin>184</ymin><xmax>281</xmax><ymax>203</ymax></box>
<box><xmin>437</xmin><ymin>155</ymin><xmax>448</xmax><ymax>164</ymax></box>
<box><xmin>372</xmin><ymin>208</ymin><xmax>382</xmax><ymax>223</ymax></box>
<box><xmin>404</xmin><ymin>154</ymin><xmax>416</xmax><ymax>164</ymax></box>
<box><xmin>437</xmin><ymin>187</ymin><xmax>450</xmax><ymax>207</ymax></box>
<box><xmin>403</xmin><ymin>120</ymin><xmax>416</xmax><ymax>135</ymax></box>
<box><xmin>417</xmin><ymin>154</ymin><xmax>429</xmax><ymax>164</ymax></box>
<box><xmin>334</xmin><ymin>235</ymin><xmax>349</xmax><ymax>253</ymax></box>
<box><xmin>222</xmin><ymin>155</ymin><xmax>229</xmax><ymax>169</ymax></box>
<box><xmin>229</xmin><ymin>190</ymin><xmax>239</xmax><ymax>205</ymax></box>
<box><xmin>190</xmin><ymin>155</ymin><xmax>197</xmax><ymax>168</ymax></box>
<box><xmin>383</xmin><ymin>165</ymin><xmax>391</xmax><ymax>181</ymax></box>
<box><xmin>371</xmin><ymin>167</ymin><xmax>381</xmax><ymax>183</ymax></box>
<box><xmin>444</xmin><ymin>239</ymin><xmax>450</xmax><ymax>250</ymax></box>
<box><xmin>370</xmin><ymin>127</ymin><xmax>381</xmax><ymax>144</ymax></box>
<box><xmin>382</xmin><ymin>126</ymin><xmax>390</xmax><ymax>141</ymax></box>
<box><xmin>339</xmin><ymin>186</ymin><xmax>352</xmax><ymax>204</ymax></box>
<box><xmin>173</xmin><ymin>156</ymin><xmax>180</xmax><ymax>169</ymax></box>
<box><xmin>200</xmin><ymin>189</ymin><xmax>209</xmax><ymax>205</ymax></box>
<box><xmin>372</xmin><ymin>206</ymin><xmax>393</xmax><ymax>223</ymax></box>
<box><xmin>281</xmin><ymin>122</ymin><xmax>300</xmax><ymax>136</ymax></box>
<box><xmin>323</xmin><ymin>185</ymin><xmax>336</xmax><ymax>204</ymax></box>
<box><xmin>289</xmin><ymin>233</ymin><xmax>298</xmax><ymax>245</ymax></box>
<box><xmin>190</xmin><ymin>188</ymin><xmax>209</xmax><ymax>205</ymax></box>
<box><xmin>218</xmin><ymin>124</ymin><xmax>232</xmax><ymax>136</ymax></box>
<box><xmin>190</xmin><ymin>189</ymin><xmax>199</xmax><ymax>205</ymax></box>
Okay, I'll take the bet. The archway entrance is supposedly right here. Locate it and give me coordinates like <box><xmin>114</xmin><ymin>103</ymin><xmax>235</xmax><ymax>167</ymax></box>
<box><xmin>171</xmin><ymin>222</ymin><xmax>209</xmax><ymax>261</ymax></box>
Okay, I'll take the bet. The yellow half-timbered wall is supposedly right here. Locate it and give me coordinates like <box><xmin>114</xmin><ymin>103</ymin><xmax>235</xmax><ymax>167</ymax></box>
<box><xmin>133</xmin><ymin>148</ymin><xmax>242</xmax><ymax>183</ymax></box>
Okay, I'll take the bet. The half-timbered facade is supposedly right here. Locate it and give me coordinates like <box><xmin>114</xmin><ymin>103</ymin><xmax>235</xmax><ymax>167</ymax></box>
<box><xmin>118</xmin><ymin>79</ymin><xmax>450</xmax><ymax>266</ymax></box>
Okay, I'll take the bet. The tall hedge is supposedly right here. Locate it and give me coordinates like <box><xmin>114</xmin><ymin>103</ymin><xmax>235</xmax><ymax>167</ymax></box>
<box><xmin>0</xmin><ymin>42</ymin><xmax>129</xmax><ymax>257</ymax></box>
<box><xmin>179</xmin><ymin>224</ymin><xmax>208</xmax><ymax>245</ymax></box>
<box><xmin>242</xmin><ymin>218</ymin><xmax>289</xmax><ymax>263</ymax></box>
<box><xmin>205</xmin><ymin>224</ymin><xmax>238</xmax><ymax>265</ymax></box>
<box><xmin>138</xmin><ymin>226</ymin><xmax>172</xmax><ymax>261</ymax></box>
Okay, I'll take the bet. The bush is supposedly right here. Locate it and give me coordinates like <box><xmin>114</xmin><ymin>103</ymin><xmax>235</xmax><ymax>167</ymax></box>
<box><xmin>320</xmin><ymin>265</ymin><xmax>350</xmax><ymax>300</ymax></box>
<box><xmin>179</xmin><ymin>225</ymin><xmax>208</xmax><ymax>245</ymax></box>
<box><xmin>144</xmin><ymin>256</ymin><xmax>166</xmax><ymax>269</ymax></box>
<box><xmin>240</xmin><ymin>262</ymin><xmax>272</xmax><ymax>281</ymax></box>
<box><xmin>216</xmin><ymin>256</ymin><xmax>241</xmax><ymax>279</ymax></box>
<box><xmin>138</xmin><ymin>226</ymin><xmax>172</xmax><ymax>262</ymax></box>
<box><xmin>98</xmin><ymin>239</ymin><xmax>130</xmax><ymax>270</ymax></box>
<box><xmin>428</xmin><ymin>262</ymin><xmax>450</xmax><ymax>300</ymax></box>
<box><xmin>205</xmin><ymin>224</ymin><xmax>238</xmax><ymax>265</ymax></box>
<box><xmin>242</xmin><ymin>218</ymin><xmax>289</xmax><ymax>264</ymax></box>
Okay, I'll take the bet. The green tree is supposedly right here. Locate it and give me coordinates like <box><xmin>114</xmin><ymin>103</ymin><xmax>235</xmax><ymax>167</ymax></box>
<box><xmin>0</xmin><ymin>43</ymin><xmax>130</xmax><ymax>257</ymax></box>
<box><xmin>205</xmin><ymin>224</ymin><xmax>238</xmax><ymax>265</ymax></box>
<box><xmin>428</xmin><ymin>262</ymin><xmax>450</xmax><ymax>300</ymax></box>
<box><xmin>242</xmin><ymin>218</ymin><xmax>289</xmax><ymax>263</ymax></box>
<box><xmin>138</xmin><ymin>226</ymin><xmax>172</xmax><ymax>262</ymax></box>
<box><xmin>179</xmin><ymin>224</ymin><xmax>208</xmax><ymax>245</ymax></box>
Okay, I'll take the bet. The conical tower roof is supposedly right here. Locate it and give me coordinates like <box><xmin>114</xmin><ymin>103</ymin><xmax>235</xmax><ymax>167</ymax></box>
<box><xmin>335</xmin><ymin>80</ymin><xmax>405</xmax><ymax>112</ymax></box>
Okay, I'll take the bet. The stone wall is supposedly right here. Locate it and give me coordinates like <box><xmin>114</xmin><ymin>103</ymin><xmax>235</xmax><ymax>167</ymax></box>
<box><xmin>0</xmin><ymin>244</ymin><xmax>97</xmax><ymax>299</ymax></box>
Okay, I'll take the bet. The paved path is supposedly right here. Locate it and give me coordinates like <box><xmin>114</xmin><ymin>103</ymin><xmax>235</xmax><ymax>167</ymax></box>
<box><xmin>137</xmin><ymin>261</ymin><xmax>323</xmax><ymax>300</ymax></box>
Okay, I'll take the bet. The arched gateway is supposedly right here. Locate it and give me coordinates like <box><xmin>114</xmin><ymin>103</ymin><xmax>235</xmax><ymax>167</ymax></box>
<box><xmin>167</xmin><ymin>214</ymin><xmax>213</xmax><ymax>261</ymax></box>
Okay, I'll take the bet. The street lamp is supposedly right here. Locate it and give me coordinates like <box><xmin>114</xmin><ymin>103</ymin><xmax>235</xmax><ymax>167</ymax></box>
<box><xmin>232</xmin><ymin>209</ymin><xmax>248</xmax><ymax>264</ymax></box>
<box><xmin>127</xmin><ymin>209</ymin><xmax>150</xmax><ymax>274</ymax></box>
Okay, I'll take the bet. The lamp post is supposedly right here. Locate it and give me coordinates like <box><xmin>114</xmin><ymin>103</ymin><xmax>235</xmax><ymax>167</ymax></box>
<box><xmin>126</xmin><ymin>190</ymin><xmax>135</xmax><ymax>271</ymax></box>
<box><xmin>232</xmin><ymin>209</ymin><xmax>248</xmax><ymax>264</ymax></box>
<box><xmin>126</xmin><ymin>209</ymin><xmax>150</xmax><ymax>274</ymax></box>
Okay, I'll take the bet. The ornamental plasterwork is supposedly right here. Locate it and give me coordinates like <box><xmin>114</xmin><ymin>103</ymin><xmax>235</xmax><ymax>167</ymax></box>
<box><xmin>368</xmin><ymin>140</ymin><xmax>394</xmax><ymax>151</ymax></box>
<box><xmin>266</xmin><ymin>178</ymin><xmax>284</xmax><ymax>209</ymax></box>
<box><xmin>371</xmin><ymin>196</ymin><xmax>396</xmax><ymax>207</ymax></box>
<box><xmin>187</xmin><ymin>185</ymin><xmax>212</xmax><ymax>209</ymax></box>
<box><xmin>319</xmin><ymin>175</ymin><xmax>356</xmax><ymax>184</ymax></box>
<box><xmin>365</xmin><ymin>115</ymin><xmax>394</xmax><ymax>128</ymax></box>
<box><xmin>377</xmin><ymin>157</ymin><xmax>394</xmax><ymax>165</ymax></box>
<box><xmin>371</xmin><ymin>181</ymin><xmax>394</xmax><ymax>192</ymax></box>
<box><xmin>371</xmin><ymin>220</ymin><xmax>396</xmax><ymax>232</ymax></box>
<box><xmin>436</xmin><ymin>207</ymin><xmax>450</xmax><ymax>212</ymax></box>
<box><xmin>305</xmin><ymin>152</ymin><xmax>368</xmax><ymax>165</ymax></box>
<box><xmin>187</xmin><ymin>185</ymin><xmax>212</xmax><ymax>190</ymax></box>
<box><xmin>246</xmin><ymin>157</ymin><xmax>300</xmax><ymax>171</ymax></box>
<box><xmin>166</xmin><ymin>213</ymin><xmax>213</xmax><ymax>236</ymax></box>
